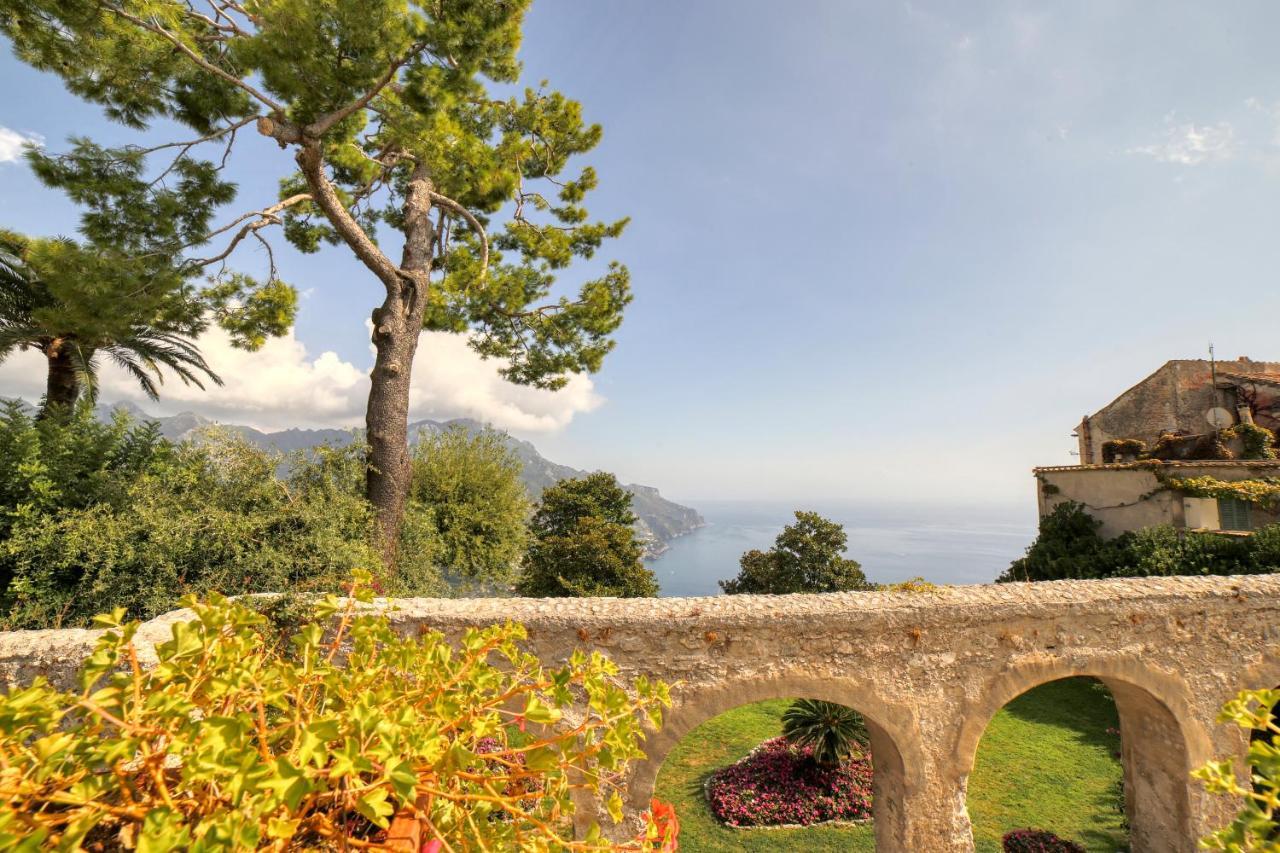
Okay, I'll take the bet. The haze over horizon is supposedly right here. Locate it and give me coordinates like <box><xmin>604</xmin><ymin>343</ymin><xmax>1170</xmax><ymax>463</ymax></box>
<box><xmin>4</xmin><ymin>1</ymin><xmax>1280</xmax><ymax>505</ymax></box>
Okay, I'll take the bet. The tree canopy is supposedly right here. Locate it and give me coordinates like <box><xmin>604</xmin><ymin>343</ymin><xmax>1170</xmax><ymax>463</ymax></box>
<box><xmin>0</xmin><ymin>0</ymin><xmax>633</xmax><ymax>563</ymax></box>
<box><xmin>720</xmin><ymin>510</ymin><xmax>871</xmax><ymax>595</ymax></box>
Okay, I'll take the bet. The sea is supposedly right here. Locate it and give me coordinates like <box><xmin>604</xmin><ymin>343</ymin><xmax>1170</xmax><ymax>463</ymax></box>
<box><xmin>649</xmin><ymin>500</ymin><xmax>1039</xmax><ymax>597</ymax></box>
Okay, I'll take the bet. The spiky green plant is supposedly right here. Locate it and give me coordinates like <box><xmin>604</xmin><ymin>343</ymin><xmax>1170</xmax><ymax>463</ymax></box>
<box><xmin>781</xmin><ymin>699</ymin><xmax>870</xmax><ymax>768</ymax></box>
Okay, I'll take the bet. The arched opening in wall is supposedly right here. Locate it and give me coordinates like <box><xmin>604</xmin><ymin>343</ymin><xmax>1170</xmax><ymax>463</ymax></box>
<box><xmin>648</xmin><ymin>695</ymin><xmax>903</xmax><ymax>851</ymax></box>
<box><xmin>967</xmin><ymin>677</ymin><xmax>1127</xmax><ymax>852</ymax></box>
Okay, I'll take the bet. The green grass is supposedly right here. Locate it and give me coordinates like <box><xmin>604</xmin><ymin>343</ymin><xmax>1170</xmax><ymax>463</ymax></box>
<box><xmin>654</xmin><ymin>678</ymin><xmax>1126</xmax><ymax>852</ymax></box>
<box><xmin>969</xmin><ymin>678</ymin><xmax>1127</xmax><ymax>852</ymax></box>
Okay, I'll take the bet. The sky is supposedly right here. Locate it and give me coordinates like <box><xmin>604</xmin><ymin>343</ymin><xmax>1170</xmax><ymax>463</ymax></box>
<box><xmin>3</xmin><ymin>1</ymin><xmax>1280</xmax><ymax>507</ymax></box>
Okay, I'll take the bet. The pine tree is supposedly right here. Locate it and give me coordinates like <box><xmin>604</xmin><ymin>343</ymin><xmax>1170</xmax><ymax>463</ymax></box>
<box><xmin>518</xmin><ymin>473</ymin><xmax>658</xmax><ymax>598</ymax></box>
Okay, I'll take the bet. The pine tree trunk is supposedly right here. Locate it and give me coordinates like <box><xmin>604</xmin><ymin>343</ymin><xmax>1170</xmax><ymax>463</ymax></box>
<box><xmin>364</xmin><ymin>163</ymin><xmax>436</xmax><ymax>567</ymax></box>
<box><xmin>40</xmin><ymin>341</ymin><xmax>80</xmax><ymax>419</ymax></box>
<box><xmin>289</xmin><ymin>134</ymin><xmax>437</xmax><ymax>571</ymax></box>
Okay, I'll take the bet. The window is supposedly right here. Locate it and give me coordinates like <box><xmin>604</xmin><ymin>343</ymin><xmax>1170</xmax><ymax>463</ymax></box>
<box><xmin>1217</xmin><ymin>498</ymin><xmax>1253</xmax><ymax>531</ymax></box>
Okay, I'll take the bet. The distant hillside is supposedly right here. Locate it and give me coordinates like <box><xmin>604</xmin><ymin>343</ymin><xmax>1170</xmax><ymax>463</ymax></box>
<box><xmin>95</xmin><ymin>402</ymin><xmax>704</xmax><ymax>558</ymax></box>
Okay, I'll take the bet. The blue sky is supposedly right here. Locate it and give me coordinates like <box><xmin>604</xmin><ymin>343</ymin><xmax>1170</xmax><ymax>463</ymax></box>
<box><xmin>3</xmin><ymin>1</ymin><xmax>1280</xmax><ymax>506</ymax></box>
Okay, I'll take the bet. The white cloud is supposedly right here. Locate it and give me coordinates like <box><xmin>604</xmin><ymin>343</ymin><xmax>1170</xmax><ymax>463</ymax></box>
<box><xmin>0</xmin><ymin>127</ymin><xmax>41</xmax><ymax>163</ymax></box>
<box><xmin>1129</xmin><ymin>116</ymin><xmax>1235</xmax><ymax>165</ymax></box>
<box><xmin>0</xmin><ymin>328</ymin><xmax>602</xmax><ymax>434</ymax></box>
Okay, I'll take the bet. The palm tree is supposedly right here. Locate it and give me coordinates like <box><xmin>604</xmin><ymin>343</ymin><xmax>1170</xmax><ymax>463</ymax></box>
<box><xmin>0</xmin><ymin>234</ymin><xmax>221</xmax><ymax>418</ymax></box>
<box><xmin>781</xmin><ymin>699</ymin><xmax>870</xmax><ymax>768</ymax></box>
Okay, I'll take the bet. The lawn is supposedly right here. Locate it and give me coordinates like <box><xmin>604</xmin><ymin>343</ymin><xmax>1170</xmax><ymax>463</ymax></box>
<box><xmin>653</xmin><ymin>677</ymin><xmax>1127</xmax><ymax>852</ymax></box>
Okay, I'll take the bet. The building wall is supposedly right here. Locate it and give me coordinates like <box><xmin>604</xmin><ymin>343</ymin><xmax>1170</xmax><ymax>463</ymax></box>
<box><xmin>2</xmin><ymin>576</ymin><xmax>1279</xmax><ymax>852</ymax></box>
<box><xmin>1036</xmin><ymin>461</ymin><xmax>1280</xmax><ymax>537</ymax></box>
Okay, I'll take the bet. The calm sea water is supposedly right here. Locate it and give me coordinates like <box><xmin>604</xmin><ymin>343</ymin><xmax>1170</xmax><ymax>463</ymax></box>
<box><xmin>649</xmin><ymin>500</ymin><xmax>1038</xmax><ymax>597</ymax></box>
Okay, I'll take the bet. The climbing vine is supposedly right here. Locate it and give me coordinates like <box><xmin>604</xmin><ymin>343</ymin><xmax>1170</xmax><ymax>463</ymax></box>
<box><xmin>1165</xmin><ymin>475</ymin><xmax>1280</xmax><ymax>508</ymax></box>
<box><xmin>1222</xmin><ymin>424</ymin><xmax>1278</xmax><ymax>460</ymax></box>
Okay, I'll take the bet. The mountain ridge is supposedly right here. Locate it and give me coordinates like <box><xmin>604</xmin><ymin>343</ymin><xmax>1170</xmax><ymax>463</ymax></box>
<box><xmin>94</xmin><ymin>402</ymin><xmax>705</xmax><ymax>559</ymax></box>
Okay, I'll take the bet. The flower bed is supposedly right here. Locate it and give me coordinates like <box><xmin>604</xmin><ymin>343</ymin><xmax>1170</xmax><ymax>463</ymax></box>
<box><xmin>705</xmin><ymin>736</ymin><xmax>873</xmax><ymax>827</ymax></box>
<box><xmin>1002</xmin><ymin>828</ymin><xmax>1087</xmax><ymax>852</ymax></box>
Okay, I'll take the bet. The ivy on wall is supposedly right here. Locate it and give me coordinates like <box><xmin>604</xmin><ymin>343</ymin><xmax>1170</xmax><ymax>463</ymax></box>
<box><xmin>1165</xmin><ymin>475</ymin><xmax>1280</xmax><ymax>508</ymax></box>
<box><xmin>1222</xmin><ymin>423</ymin><xmax>1278</xmax><ymax>460</ymax></box>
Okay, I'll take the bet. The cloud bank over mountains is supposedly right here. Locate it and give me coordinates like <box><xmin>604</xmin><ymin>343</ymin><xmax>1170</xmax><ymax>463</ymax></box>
<box><xmin>0</xmin><ymin>328</ymin><xmax>602</xmax><ymax>434</ymax></box>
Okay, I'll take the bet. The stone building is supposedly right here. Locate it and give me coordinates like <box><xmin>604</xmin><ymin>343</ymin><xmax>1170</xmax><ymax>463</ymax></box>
<box><xmin>1076</xmin><ymin>356</ymin><xmax>1280</xmax><ymax>465</ymax></box>
<box><xmin>1036</xmin><ymin>357</ymin><xmax>1280</xmax><ymax>537</ymax></box>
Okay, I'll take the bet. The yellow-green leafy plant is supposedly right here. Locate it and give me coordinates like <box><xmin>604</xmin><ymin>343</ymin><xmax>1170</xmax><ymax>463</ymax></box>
<box><xmin>0</xmin><ymin>571</ymin><xmax>676</xmax><ymax>850</ymax></box>
<box><xmin>1193</xmin><ymin>688</ymin><xmax>1279</xmax><ymax>851</ymax></box>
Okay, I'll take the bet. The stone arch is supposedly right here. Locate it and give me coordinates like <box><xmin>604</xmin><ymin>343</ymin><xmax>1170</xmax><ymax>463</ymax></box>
<box><xmin>621</xmin><ymin>673</ymin><xmax>924</xmax><ymax>850</ymax></box>
<box><xmin>953</xmin><ymin>655</ymin><xmax>1208</xmax><ymax>853</ymax></box>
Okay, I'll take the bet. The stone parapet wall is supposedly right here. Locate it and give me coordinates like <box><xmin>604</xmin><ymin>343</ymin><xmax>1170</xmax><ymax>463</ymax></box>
<box><xmin>2</xmin><ymin>574</ymin><xmax>1278</xmax><ymax>852</ymax></box>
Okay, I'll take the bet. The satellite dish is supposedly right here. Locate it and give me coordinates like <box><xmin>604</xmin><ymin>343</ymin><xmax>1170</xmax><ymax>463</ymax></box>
<box><xmin>1206</xmin><ymin>407</ymin><xmax>1234</xmax><ymax>429</ymax></box>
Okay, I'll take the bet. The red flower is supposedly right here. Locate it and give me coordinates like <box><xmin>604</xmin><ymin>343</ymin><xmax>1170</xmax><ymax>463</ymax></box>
<box><xmin>646</xmin><ymin>798</ymin><xmax>680</xmax><ymax>851</ymax></box>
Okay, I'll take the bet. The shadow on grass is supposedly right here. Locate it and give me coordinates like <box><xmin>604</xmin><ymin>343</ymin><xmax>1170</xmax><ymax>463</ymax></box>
<box><xmin>971</xmin><ymin>677</ymin><xmax>1129</xmax><ymax>853</ymax></box>
<box><xmin>1002</xmin><ymin>677</ymin><xmax>1120</xmax><ymax>753</ymax></box>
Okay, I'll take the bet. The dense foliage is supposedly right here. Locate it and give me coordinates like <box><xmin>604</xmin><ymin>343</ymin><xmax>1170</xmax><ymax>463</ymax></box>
<box><xmin>518</xmin><ymin>473</ymin><xmax>659</xmax><ymax>598</ymax></box>
<box><xmin>0</xmin><ymin>571</ymin><xmax>677</xmax><ymax>850</ymax></box>
<box><xmin>0</xmin><ymin>405</ymin><xmax>566</xmax><ymax>628</ymax></box>
<box><xmin>1194</xmin><ymin>688</ymin><xmax>1280</xmax><ymax>851</ymax></box>
<box><xmin>720</xmin><ymin>511</ymin><xmax>871</xmax><ymax>595</ymax></box>
<box><xmin>781</xmin><ymin>700</ymin><xmax>870</xmax><ymax>768</ymax></box>
<box><xmin>0</xmin><ymin>404</ymin><xmax>422</xmax><ymax>628</ymax></box>
<box><xmin>1001</xmin><ymin>828</ymin><xmax>1087</xmax><ymax>853</ymax></box>
<box><xmin>705</xmin><ymin>737</ymin><xmax>872</xmax><ymax>828</ymax></box>
<box><xmin>1000</xmin><ymin>502</ymin><xmax>1280</xmax><ymax>582</ymax></box>
<box><xmin>409</xmin><ymin>425</ymin><xmax>530</xmax><ymax>592</ymax></box>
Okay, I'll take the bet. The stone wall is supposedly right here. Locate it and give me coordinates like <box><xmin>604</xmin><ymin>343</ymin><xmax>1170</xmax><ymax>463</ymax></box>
<box><xmin>2</xmin><ymin>575</ymin><xmax>1278</xmax><ymax>852</ymax></box>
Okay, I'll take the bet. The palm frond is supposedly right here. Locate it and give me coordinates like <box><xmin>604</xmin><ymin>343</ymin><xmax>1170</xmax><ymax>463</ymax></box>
<box><xmin>0</xmin><ymin>324</ymin><xmax>46</xmax><ymax>360</ymax></box>
<box><xmin>104</xmin><ymin>349</ymin><xmax>160</xmax><ymax>401</ymax></box>
<box><xmin>105</xmin><ymin>329</ymin><xmax>224</xmax><ymax>393</ymax></box>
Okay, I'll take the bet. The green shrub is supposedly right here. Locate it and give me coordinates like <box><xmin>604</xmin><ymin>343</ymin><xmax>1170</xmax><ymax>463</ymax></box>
<box><xmin>1193</xmin><ymin>688</ymin><xmax>1279</xmax><ymax>850</ymax></box>
<box><xmin>0</xmin><ymin>430</ymin><xmax>429</xmax><ymax>629</ymax></box>
<box><xmin>781</xmin><ymin>699</ymin><xmax>869</xmax><ymax>768</ymax></box>
<box><xmin>1101</xmin><ymin>438</ymin><xmax>1146</xmax><ymax>463</ymax></box>
<box><xmin>1110</xmin><ymin>526</ymin><xmax>1253</xmax><ymax>577</ymax></box>
<box><xmin>1003</xmin><ymin>501</ymin><xmax>1280</xmax><ymax>582</ymax></box>
<box><xmin>0</xmin><ymin>405</ymin><xmax>449</xmax><ymax>628</ymax></box>
<box><xmin>1000</xmin><ymin>502</ymin><xmax>1119</xmax><ymax>582</ymax></box>
<box><xmin>0</xmin><ymin>571</ymin><xmax>676</xmax><ymax>851</ymax></box>
<box><xmin>1224</xmin><ymin>423</ymin><xmax>1277</xmax><ymax>460</ymax></box>
<box><xmin>409</xmin><ymin>425</ymin><xmax>530</xmax><ymax>592</ymax></box>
